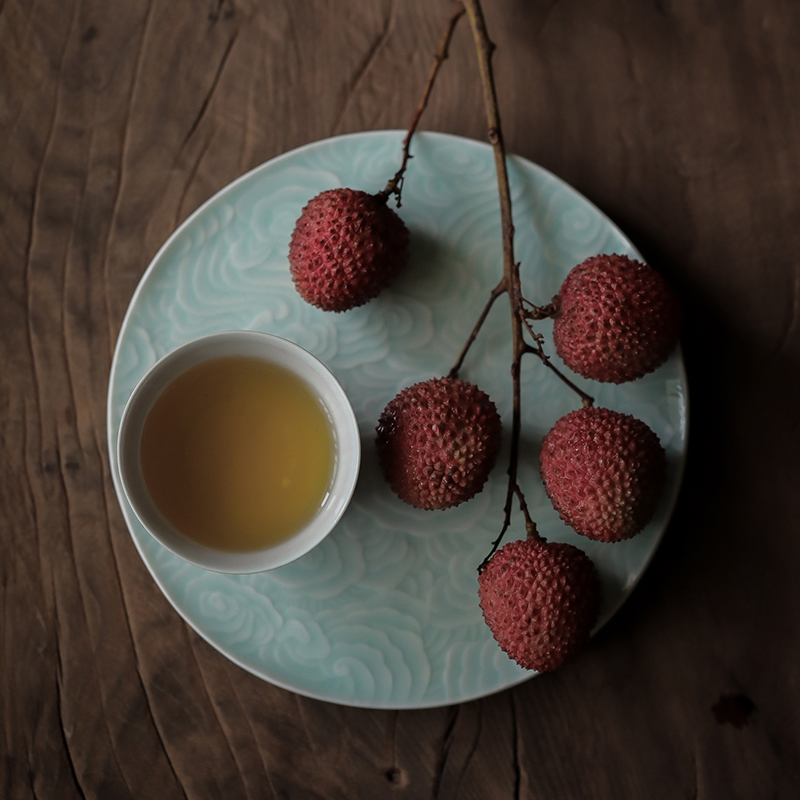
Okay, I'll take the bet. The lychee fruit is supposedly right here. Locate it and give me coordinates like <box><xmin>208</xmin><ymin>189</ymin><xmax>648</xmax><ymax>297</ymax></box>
<box><xmin>376</xmin><ymin>377</ymin><xmax>502</xmax><ymax>510</ymax></box>
<box><xmin>288</xmin><ymin>188</ymin><xmax>410</xmax><ymax>312</ymax></box>
<box><xmin>539</xmin><ymin>406</ymin><xmax>667</xmax><ymax>543</ymax></box>
<box><xmin>552</xmin><ymin>254</ymin><xmax>681</xmax><ymax>383</ymax></box>
<box><xmin>478</xmin><ymin>531</ymin><xmax>601</xmax><ymax>672</ymax></box>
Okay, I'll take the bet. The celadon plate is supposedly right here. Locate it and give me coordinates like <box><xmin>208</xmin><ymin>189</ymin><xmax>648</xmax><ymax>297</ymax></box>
<box><xmin>107</xmin><ymin>131</ymin><xmax>688</xmax><ymax>709</ymax></box>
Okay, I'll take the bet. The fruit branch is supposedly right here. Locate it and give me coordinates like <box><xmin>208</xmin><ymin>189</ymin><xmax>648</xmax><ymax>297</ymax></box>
<box><xmin>480</xmin><ymin>474</ymin><xmax>538</xmax><ymax>573</ymax></box>
<box><xmin>449</xmin><ymin>278</ymin><xmax>506</xmax><ymax>378</ymax></box>
<box><xmin>290</xmin><ymin>0</ymin><xmax>679</xmax><ymax>676</ymax></box>
<box><xmin>462</xmin><ymin>0</ymin><xmax>596</xmax><ymax>567</ymax></box>
<box><xmin>462</xmin><ymin>0</ymin><xmax>528</xmax><ymax>568</ymax></box>
<box><xmin>377</xmin><ymin>6</ymin><xmax>466</xmax><ymax>206</ymax></box>
<box><xmin>520</xmin><ymin>316</ymin><xmax>594</xmax><ymax>407</ymax></box>
<box><xmin>457</xmin><ymin>1</ymin><xmax>597</xmax><ymax>403</ymax></box>
<box><xmin>514</xmin><ymin>486</ymin><xmax>539</xmax><ymax>542</ymax></box>
<box><xmin>522</xmin><ymin>298</ymin><xmax>558</xmax><ymax>320</ymax></box>
<box><xmin>462</xmin><ymin>1</ymin><xmax>516</xmax><ymax>283</ymax></box>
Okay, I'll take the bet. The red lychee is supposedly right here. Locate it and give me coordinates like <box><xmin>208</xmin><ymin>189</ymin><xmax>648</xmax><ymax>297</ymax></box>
<box><xmin>539</xmin><ymin>406</ymin><xmax>667</xmax><ymax>543</ymax></box>
<box><xmin>478</xmin><ymin>532</ymin><xmax>601</xmax><ymax>672</ymax></box>
<box><xmin>552</xmin><ymin>254</ymin><xmax>681</xmax><ymax>383</ymax></box>
<box><xmin>376</xmin><ymin>377</ymin><xmax>502</xmax><ymax>510</ymax></box>
<box><xmin>288</xmin><ymin>188</ymin><xmax>409</xmax><ymax>312</ymax></box>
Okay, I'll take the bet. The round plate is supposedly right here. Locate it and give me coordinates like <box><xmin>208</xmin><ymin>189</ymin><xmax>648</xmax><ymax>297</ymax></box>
<box><xmin>107</xmin><ymin>131</ymin><xmax>688</xmax><ymax>709</ymax></box>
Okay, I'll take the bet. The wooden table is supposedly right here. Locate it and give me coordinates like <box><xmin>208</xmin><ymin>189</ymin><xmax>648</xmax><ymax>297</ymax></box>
<box><xmin>3</xmin><ymin>1</ymin><xmax>799</xmax><ymax>797</ymax></box>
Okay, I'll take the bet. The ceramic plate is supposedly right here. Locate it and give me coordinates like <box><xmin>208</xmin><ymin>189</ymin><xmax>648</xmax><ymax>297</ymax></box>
<box><xmin>107</xmin><ymin>131</ymin><xmax>688</xmax><ymax>709</ymax></box>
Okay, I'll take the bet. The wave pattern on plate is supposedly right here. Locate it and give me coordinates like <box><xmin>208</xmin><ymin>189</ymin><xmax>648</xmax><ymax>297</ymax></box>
<box><xmin>108</xmin><ymin>131</ymin><xmax>687</xmax><ymax>708</ymax></box>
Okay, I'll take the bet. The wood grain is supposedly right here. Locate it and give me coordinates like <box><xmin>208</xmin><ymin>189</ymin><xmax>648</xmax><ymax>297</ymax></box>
<box><xmin>2</xmin><ymin>0</ymin><xmax>799</xmax><ymax>797</ymax></box>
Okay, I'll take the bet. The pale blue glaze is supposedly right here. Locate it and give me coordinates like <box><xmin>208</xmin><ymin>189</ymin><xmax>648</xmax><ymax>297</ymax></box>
<box><xmin>107</xmin><ymin>131</ymin><xmax>688</xmax><ymax>709</ymax></box>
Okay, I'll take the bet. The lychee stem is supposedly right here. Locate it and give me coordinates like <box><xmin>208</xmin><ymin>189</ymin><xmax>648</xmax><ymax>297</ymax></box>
<box><xmin>377</xmin><ymin>6</ymin><xmax>465</xmax><ymax>207</ymax></box>
<box><xmin>520</xmin><ymin>495</ymin><xmax>543</xmax><ymax>543</ymax></box>
<box><xmin>462</xmin><ymin>0</ymin><xmax>516</xmax><ymax>287</ymax></box>
<box><xmin>449</xmin><ymin>278</ymin><xmax>506</xmax><ymax>378</ymax></box>
<box><xmin>464</xmin><ymin>0</ymin><xmax>529</xmax><ymax>567</ymax></box>
<box><xmin>520</xmin><ymin>316</ymin><xmax>594</xmax><ymax>408</ymax></box>
<box><xmin>479</xmin><ymin>483</ymin><xmax>541</xmax><ymax>571</ymax></box>
<box><xmin>522</xmin><ymin>297</ymin><xmax>559</xmax><ymax>320</ymax></box>
<box><xmin>463</xmin><ymin>0</ymin><xmax>593</xmax><ymax>568</ymax></box>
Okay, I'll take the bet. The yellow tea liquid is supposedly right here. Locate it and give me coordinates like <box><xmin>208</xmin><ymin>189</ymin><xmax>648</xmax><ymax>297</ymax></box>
<box><xmin>140</xmin><ymin>356</ymin><xmax>335</xmax><ymax>552</ymax></box>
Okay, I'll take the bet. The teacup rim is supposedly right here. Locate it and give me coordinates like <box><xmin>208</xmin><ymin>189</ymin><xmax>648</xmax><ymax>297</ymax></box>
<box><xmin>116</xmin><ymin>330</ymin><xmax>361</xmax><ymax>573</ymax></box>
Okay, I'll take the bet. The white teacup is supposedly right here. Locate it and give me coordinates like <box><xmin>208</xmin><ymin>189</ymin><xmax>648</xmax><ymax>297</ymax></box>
<box><xmin>117</xmin><ymin>330</ymin><xmax>360</xmax><ymax>573</ymax></box>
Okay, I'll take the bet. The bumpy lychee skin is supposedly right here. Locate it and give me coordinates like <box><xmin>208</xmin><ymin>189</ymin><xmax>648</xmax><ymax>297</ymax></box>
<box><xmin>553</xmin><ymin>254</ymin><xmax>681</xmax><ymax>383</ymax></box>
<box><xmin>376</xmin><ymin>377</ymin><xmax>502</xmax><ymax>510</ymax></box>
<box><xmin>289</xmin><ymin>188</ymin><xmax>409</xmax><ymax>312</ymax></box>
<box><xmin>478</xmin><ymin>534</ymin><xmax>601</xmax><ymax>672</ymax></box>
<box><xmin>540</xmin><ymin>407</ymin><xmax>667</xmax><ymax>543</ymax></box>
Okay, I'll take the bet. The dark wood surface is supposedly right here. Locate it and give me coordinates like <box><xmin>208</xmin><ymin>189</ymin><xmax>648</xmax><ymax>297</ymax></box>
<box><xmin>2</xmin><ymin>0</ymin><xmax>799</xmax><ymax>797</ymax></box>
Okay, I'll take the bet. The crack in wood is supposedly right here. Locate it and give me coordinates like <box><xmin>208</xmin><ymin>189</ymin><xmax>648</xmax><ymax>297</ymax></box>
<box><xmin>228</xmin><ymin>672</ymin><xmax>278</xmax><ymax>797</ymax></box>
<box><xmin>27</xmin><ymin>767</ymin><xmax>42</xmax><ymax>800</ymax></box>
<box><xmin>186</xmin><ymin>634</ymin><xmax>251</xmax><ymax>799</ymax></box>
<box><xmin>51</xmin><ymin>439</ymin><xmax>139</xmax><ymax>800</ymax></box>
<box><xmin>126</xmin><ymin>661</ymin><xmax>191</xmax><ymax>800</ymax></box>
<box><xmin>389</xmin><ymin>708</ymin><xmax>398</xmax><ymax>774</ymax></box>
<box><xmin>181</xmin><ymin>31</ymin><xmax>239</xmax><ymax>151</ymax></box>
<box><xmin>53</xmin><ymin>589</ymin><xmax>88</xmax><ymax>800</ymax></box>
<box><xmin>293</xmin><ymin>692</ymin><xmax>317</xmax><ymax>755</ymax></box>
<box><xmin>175</xmin><ymin>130</ymin><xmax>215</xmax><ymax>227</ymax></box>
<box><xmin>432</xmin><ymin>704</ymin><xmax>459</xmax><ymax>799</ymax></box>
<box><xmin>511</xmin><ymin>692</ymin><xmax>521</xmax><ymax>800</ymax></box>
<box><xmin>21</xmin><ymin>401</ymin><xmax>45</xmax><ymax>609</ymax></box>
<box><xmin>209</xmin><ymin>0</ymin><xmax>236</xmax><ymax>24</ymax></box>
<box><xmin>329</xmin><ymin>0</ymin><xmax>395</xmax><ymax>136</ymax></box>
<box><xmin>236</xmin><ymin>51</ymin><xmax>257</xmax><ymax>176</ymax></box>
<box><xmin>86</xmin><ymin>422</ymin><xmax>191</xmax><ymax>800</ymax></box>
<box><xmin>453</xmin><ymin>704</ymin><xmax>482</xmax><ymax>798</ymax></box>
<box><xmin>100</xmin><ymin>0</ymin><xmax>156</xmax><ymax>352</ymax></box>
